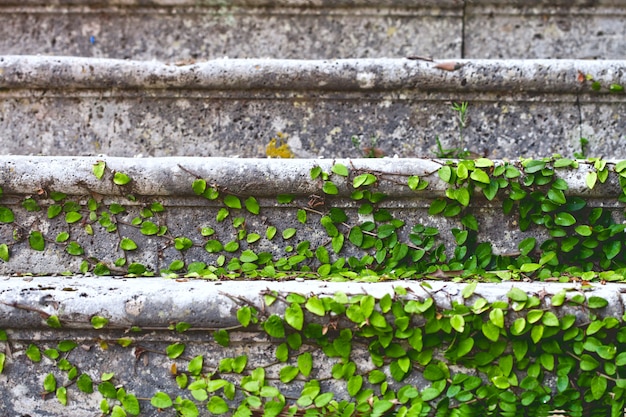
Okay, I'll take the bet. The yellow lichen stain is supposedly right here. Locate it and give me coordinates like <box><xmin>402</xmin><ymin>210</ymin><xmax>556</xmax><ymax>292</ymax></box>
<box><xmin>387</xmin><ymin>26</ymin><xmax>397</xmax><ymax>37</ymax></box>
<box><xmin>265</xmin><ymin>132</ymin><xmax>294</xmax><ymax>158</ymax></box>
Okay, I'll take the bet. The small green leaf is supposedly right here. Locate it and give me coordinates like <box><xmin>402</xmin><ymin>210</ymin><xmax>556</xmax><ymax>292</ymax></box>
<box><xmin>580</xmin><ymin>354</ymin><xmax>600</xmax><ymax>371</ymax></box>
<box><xmin>244</xmin><ymin>196</ymin><xmax>260</xmax><ymax>214</ymax></box>
<box><xmin>470</xmin><ymin>168</ymin><xmax>490</xmax><ymax>184</ymax></box>
<box><xmin>507</xmin><ymin>287</ymin><xmax>528</xmax><ymax>302</ymax></box>
<box><xmin>0</xmin><ymin>244</ymin><xmax>9</xmax><ymax>262</ymax></box>
<box><xmin>554</xmin><ymin>212</ymin><xmax>576</xmax><ymax>227</ymax></box>
<box><xmin>305</xmin><ymin>297</ymin><xmax>326</xmax><ymax>316</ymax></box>
<box><xmin>323</xmin><ymin>181</ymin><xmax>339</xmax><ymax>195</ymax></box>
<box><xmin>332</xmin><ymin>163</ymin><xmax>349</xmax><ymax>177</ymax></box>
<box><xmin>120</xmin><ymin>238</ymin><xmax>137</xmax><ymax>251</ymax></box>
<box><xmin>280</xmin><ymin>365</ymin><xmax>299</xmax><ymax>383</ymax></box>
<box><xmin>450</xmin><ymin>314</ymin><xmax>465</xmax><ymax>333</ymax></box>
<box><xmin>224</xmin><ymin>195</ymin><xmax>242</xmax><ymax>209</ymax></box>
<box><xmin>93</xmin><ymin>161</ymin><xmax>106</xmax><ymax>180</ymax></box>
<box><xmin>207</xmin><ymin>396</ymin><xmax>229</xmax><ymax>415</ymax></box>
<box><xmin>91</xmin><ymin>316</ymin><xmax>109</xmax><ymax>329</ymax></box>
<box><xmin>298</xmin><ymin>352</ymin><xmax>313</xmax><ymax>377</ymax></box>
<box><xmin>26</xmin><ymin>344</ymin><xmax>41</xmax><ymax>362</ymax></box>
<box><xmin>44</xmin><ymin>373</ymin><xmax>57</xmax><ymax>392</ymax></box>
<box><xmin>520</xmin><ymin>263</ymin><xmax>541</xmax><ymax>273</ymax></box>
<box><xmin>65</xmin><ymin>211</ymin><xmax>82</xmax><ymax>224</ymax></box>
<box><xmin>282</xmin><ymin>228</ymin><xmax>297</xmax><ymax>239</ymax></box>
<box><xmin>214</xmin><ymin>329</ymin><xmax>229</xmax><ymax>347</ymax></box>
<box><xmin>166</xmin><ymin>342</ymin><xmax>185</xmax><ymax>359</ymax></box>
<box><xmin>586</xmin><ymin>171</ymin><xmax>598</xmax><ymax>189</ymax></box>
<box><xmin>151</xmin><ymin>392</ymin><xmax>173</xmax><ymax>409</ymax></box>
<box><xmin>285</xmin><ymin>303</ymin><xmax>304</xmax><ymax>331</ymax></box>
<box><xmin>0</xmin><ymin>206</ymin><xmax>14</xmax><ymax>223</ymax></box>
<box><xmin>47</xmin><ymin>316</ymin><xmax>62</xmax><ymax>329</ymax></box>
<box><xmin>77</xmin><ymin>374</ymin><xmax>94</xmax><ymax>393</ymax></box>
<box><xmin>113</xmin><ymin>172</ymin><xmax>131</xmax><ymax>185</ymax></box>
<box><xmin>588</xmin><ymin>296</ymin><xmax>608</xmax><ymax>309</ymax></box>
<box><xmin>29</xmin><ymin>231</ymin><xmax>45</xmax><ymax>251</ymax></box>
<box><xmin>140</xmin><ymin>221</ymin><xmax>159</xmax><ymax>235</ymax></box>
<box><xmin>263</xmin><ymin>315</ymin><xmax>285</xmax><ymax>338</ymax></box>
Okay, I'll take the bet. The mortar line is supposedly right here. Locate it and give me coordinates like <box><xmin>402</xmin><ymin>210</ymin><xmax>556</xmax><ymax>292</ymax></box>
<box><xmin>460</xmin><ymin>0</ymin><xmax>467</xmax><ymax>59</ymax></box>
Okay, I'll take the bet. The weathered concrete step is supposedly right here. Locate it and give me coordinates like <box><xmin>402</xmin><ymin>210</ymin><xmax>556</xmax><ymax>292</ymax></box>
<box><xmin>1</xmin><ymin>56</ymin><xmax>625</xmax><ymax>159</ymax></box>
<box><xmin>1</xmin><ymin>0</ymin><xmax>626</xmax><ymax>60</ymax></box>
<box><xmin>0</xmin><ymin>277</ymin><xmax>623</xmax><ymax>416</ymax></box>
<box><xmin>0</xmin><ymin>155</ymin><xmax>618</xmax><ymax>276</ymax></box>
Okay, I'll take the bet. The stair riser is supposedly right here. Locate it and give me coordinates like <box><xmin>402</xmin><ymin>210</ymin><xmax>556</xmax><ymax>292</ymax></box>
<box><xmin>1</xmin><ymin>57</ymin><xmax>625</xmax><ymax>159</ymax></box>
<box><xmin>2</xmin><ymin>1</ymin><xmax>626</xmax><ymax>59</ymax></box>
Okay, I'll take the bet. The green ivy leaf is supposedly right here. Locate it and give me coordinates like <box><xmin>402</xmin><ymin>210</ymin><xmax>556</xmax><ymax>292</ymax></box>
<box><xmin>263</xmin><ymin>315</ymin><xmax>285</xmax><ymax>338</ymax></box>
<box><xmin>586</xmin><ymin>171</ymin><xmax>598</xmax><ymax>189</ymax></box>
<box><xmin>93</xmin><ymin>161</ymin><xmax>106</xmax><ymax>180</ymax></box>
<box><xmin>237</xmin><ymin>306</ymin><xmax>252</xmax><ymax>327</ymax></box>
<box><xmin>331</xmin><ymin>163</ymin><xmax>349</xmax><ymax>177</ymax></box>
<box><xmin>580</xmin><ymin>354</ymin><xmax>600</xmax><ymax>371</ymax></box>
<box><xmin>122</xmin><ymin>394</ymin><xmax>140</xmax><ymax>416</ymax></box>
<box><xmin>450</xmin><ymin>314</ymin><xmax>465</xmax><ymax>333</ymax></box>
<box><xmin>507</xmin><ymin>287</ymin><xmax>528</xmax><ymax>302</ymax></box>
<box><xmin>298</xmin><ymin>352</ymin><xmax>313</xmax><ymax>377</ymax></box>
<box><xmin>489</xmin><ymin>308</ymin><xmax>504</xmax><ymax>328</ymax></box>
<box><xmin>322</xmin><ymin>181</ymin><xmax>338</xmax><ymax>195</ymax></box>
<box><xmin>140</xmin><ymin>221</ymin><xmax>159</xmax><ymax>235</ymax></box>
<box><xmin>77</xmin><ymin>374</ymin><xmax>94</xmax><ymax>393</ymax></box>
<box><xmin>282</xmin><ymin>228</ymin><xmax>297</xmax><ymax>239</ymax></box>
<box><xmin>591</xmin><ymin>375</ymin><xmax>608</xmax><ymax>400</ymax></box>
<box><xmin>29</xmin><ymin>231</ymin><xmax>45</xmax><ymax>251</ymax></box>
<box><xmin>0</xmin><ymin>206</ymin><xmax>14</xmax><ymax>223</ymax></box>
<box><xmin>151</xmin><ymin>392</ymin><xmax>173</xmax><ymax>409</ymax></box>
<box><xmin>166</xmin><ymin>342</ymin><xmax>185</xmax><ymax>359</ymax></box>
<box><xmin>588</xmin><ymin>296</ymin><xmax>608</xmax><ymax>309</ymax></box>
<box><xmin>244</xmin><ymin>196</ymin><xmax>260</xmax><ymax>214</ymax></box>
<box><xmin>44</xmin><ymin>315</ymin><xmax>61</xmax><ymax>330</ymax></box>
<box><xmin>207</xmin><ymin>396</ymin><xmax>229</xmax><ymax>415</ymax></box>
<box><xmin>224</xmin><ymin>195</ymin><xmax>242</xmax><ymax>209</ymax></box>
<box><xmin>120</xmin><ymin>238</ymin><xmax>137</xmax><ymax>251</ymax></box>
<box><xmin>43</xmin><ymin>373</ymin><xmax>56</xmax><ymax>392</ymax></box>
<box><xmin>26</xmin><ymin>344</ymin><xmax>41</xmax><ymax>362</ymax></box>
<box><xmin>347</xmin><ymin>375</ymin><xmax>363</xmax><ymax>397</ymax></box>
<box><xmin>279</xmin><ymin>365</ymin><xmax>299</xmax><ymax>383</ymax></box>
<box><xmin>456</xmin><ymin>338</ymin><xmax>474</xmax><ymax>358</ymax></box>
<box><xmin>0</xmin><ymin>243</ymin><xmax>9</xmax><ymax>262</ymax></box>
<box><xmin>285</xmin><ymin>303</ymin><xmax>304</xmax><ymax>331</ymax></box>
<box><xmin>90</xmin><ymin>316</ymin><xmax>109</xmax><ymax>329</ymax></box>
<box><xmin>554</xmin><ymin>212</ymin><xmax>576</xmax><ymax>227</ymax></box>
<box><xmin>470</xmin><ymin>168</ymin><xmax>490</xmax><ymax>184</ymax></box>
<box><xmin>305</xmin><ymin>297</ymin><xmax>326</xmax><ymax>316</ymax></box>
<box><xmin>113</xmin><ymin>172</ymin><xmax>131</xmax><ymax>185</ymax></box>
<box><xmin>353</xmin><ymin>173</ymin><xmax>377</xmax><ymax>188</ymax></box>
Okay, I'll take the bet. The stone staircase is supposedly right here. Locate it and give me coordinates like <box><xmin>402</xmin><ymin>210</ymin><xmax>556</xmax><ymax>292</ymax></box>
<box><xmin>1</xmin><ymin>1</ymin><xmax>626</xmax><ymax>416</ymax></box>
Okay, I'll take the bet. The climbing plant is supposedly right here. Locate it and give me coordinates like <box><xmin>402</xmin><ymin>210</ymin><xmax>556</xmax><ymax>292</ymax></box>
<box><xmin>3</xmin><ymin>155</ymin><xmax>626</xmax><ymax>415</ymax></box>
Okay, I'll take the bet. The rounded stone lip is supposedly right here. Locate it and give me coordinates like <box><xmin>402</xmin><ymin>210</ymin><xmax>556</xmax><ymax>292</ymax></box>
<box><xmin>0</xmin><ymin>156</ymin><xmax>620</xmax><ymax>198</ymax></box>
<box><xmin>0</xmin><ymin>276</ymin><xmax>623</xmax><ymax>331</ymax></box>
<box><xmin>0</xmin><ymin>56</ymin><xmax>624</xmax><ymax>93</ymax></box>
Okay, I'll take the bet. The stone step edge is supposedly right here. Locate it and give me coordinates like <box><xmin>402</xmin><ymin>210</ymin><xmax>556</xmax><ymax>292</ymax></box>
<box><xmin>0</xmin><ymin>156</ymin><xmax>616</xmax><ymax>199</ymax></box>
<box><xmin>1</xmin><ymin>56</ymin><xmax>625</xmax><ymax>94</ymax></box>
<box><xmin>0</xmin><ymin>276</ymin><xmax>623</xmax><ymax>333</ymax></box>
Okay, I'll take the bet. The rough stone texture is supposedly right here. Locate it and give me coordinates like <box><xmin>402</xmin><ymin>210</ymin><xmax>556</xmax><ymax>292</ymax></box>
<box><xmin>1</xmin><ymin>57</ymin><xmax>625</xmax><ymax>159</ymax></box>
<box><xmin>0</xmin><ymin>155</ymin><xmax>619</xmax><ymax>275</ymax></box>
<box><xmin>0</xmin><ymin>0</ymin><xmax>462</xmax><ymax>61</ymax></box>
<box><xmin>465</xmin><ymin>1</ymin><xmax>626</xmax><ymax>59</ymax></box>
<box><xmin>0</xmin><ymin>277</ymin><xmax>623</xmax><ymax>416</ymax></box>
<box><xmin>2</xmin><ymin>0</ymin><xmax>626</xmax><ymax>61</ymax></box>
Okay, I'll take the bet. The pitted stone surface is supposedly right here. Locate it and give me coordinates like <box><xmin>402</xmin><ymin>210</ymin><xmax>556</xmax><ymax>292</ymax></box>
<box><xmin>465</xmin><ymin>2</ymin><xmax>626</xmax><ymax>59</ymax></box>
<box><xmin>0</xmin><ymin>57</ymin><xmax>624</xmax><ymax>159</ymax></box>
<box><xmin>0</xmin><ymin>0</ymin><xmax>462</xmax><ymax>61</ymax></box>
